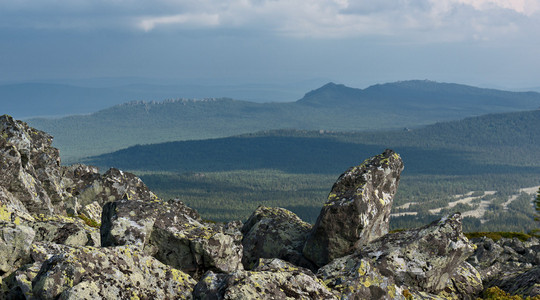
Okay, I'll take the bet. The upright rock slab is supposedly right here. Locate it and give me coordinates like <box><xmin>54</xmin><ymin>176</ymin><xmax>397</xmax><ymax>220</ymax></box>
<box><xmin>303</xmin><ymin>149</ymin><xmax>404</xmax><ymax>267</ymax></box>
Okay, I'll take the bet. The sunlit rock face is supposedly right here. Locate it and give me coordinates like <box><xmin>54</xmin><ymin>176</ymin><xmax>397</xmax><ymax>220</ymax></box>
<box><xmin>317</xmin><ymin>213</ymin><xmax>477</xmax><ymax>299</ymax></box>
<box><xmin>303</xmin><ymin>149</ymin><xmax>404</xmax><ymax>267</ymax></box>
<box><xmin>192</xmin><ymin>258</ymin><xmax>337</xmax><ymax>300</ymax></box>
<box><xmin>101</xmin><ymin>198</ymin><xmax>244</xmax><ymax>279</ymax></box>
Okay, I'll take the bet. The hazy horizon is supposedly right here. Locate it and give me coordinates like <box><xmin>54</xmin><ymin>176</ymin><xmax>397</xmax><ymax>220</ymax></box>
<box><xmin>2</xmin><ymin>0</ymin><xmax>540</xmax><ymax>92</ymax></box>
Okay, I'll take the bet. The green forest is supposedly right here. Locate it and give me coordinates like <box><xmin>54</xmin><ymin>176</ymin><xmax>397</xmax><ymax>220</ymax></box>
<box><xmin>84</xmin><ymin>109</ymin><xmax>540</xmax><ymax>232</ymax></box>
<box><xmin>27</xmin><ymin>80</ymin><xmax>540</xmax><ymax>163</ymax></box>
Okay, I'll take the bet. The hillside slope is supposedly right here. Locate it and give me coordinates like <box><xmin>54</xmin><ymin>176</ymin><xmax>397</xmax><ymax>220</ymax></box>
<box><xmin>86</xmin><ymin>109</ymin><xmax>540</xmax><ymax>174</ymax></box>
<box><xmin>27</xmin><ymin>80</ymin><xmax>540</xmax><ymax>162</ymax></box>
<box><xmin>84</xmin><ymin>110</ymin><xmax>540</xmax><ymax>231</ymax></box>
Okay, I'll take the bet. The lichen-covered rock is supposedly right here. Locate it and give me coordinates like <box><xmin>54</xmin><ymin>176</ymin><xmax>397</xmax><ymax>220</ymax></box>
<box><xmin>0</xmin><ymin>115</ymin><xmax>62</xmax><ymax>216</ymax></box>
<box><xmin>318</xmin><ymin>213</ymin><xmax>474</xmax><ymax>298</ymax></box>
<box><xmin>304</xmin><ymin>149</ymin><xmax>404</xmax><ymax>267</ymax></box>
<box><xmin>490</xmin><ymin>266</ymin><xmax>540</xmax><ymax>297</ymax></box>
<box><xmin>318</xmin><ymin>256</ymin><xmax>405</xmax><ymax>299</ymax></box>
<box><xmin>468</xmin><ymin>237</ymin><xmax>540</xmax><ymax>297</ymax></box>
<box><xmin>101</xmin><ymin>198</ymin><xmax>244</xmax><ymax>278</ymax></box>
<box><xmin>65</xmin><ymin>167</ymin><xmax>159</xmax><ymax>226</ymax></box>
<box><xmin>241</xmin><ymin>206</ymin><xmax>314</xmax><ymax>270</ymax></box>
<box><xmin>100</xmin><ymin>199</ymin><xmax>158</xmax><ymax>249</ymax></box>
<box><xmin>436</xmin><ymin>262</ymin><xmax>483</xmax><ymax>299</ymax></box>
<box><xmin>0</xmin><ymin>115</ymin><xmax>158</xmax><ymax>223</ymax></box>
<box><xmin>31</xmin><ymin>244</ymin><xmax>196</xmax><ymax>300</ymax></box>
<box><xmin>0</xmin><ymin>187</ymin><xmax>35</xmax><ymax>225</ymax></box>
<box><xmin>29</xmin><ymin>217</ymin><xmax>100</xmax><ymax>247</ymax></box>
<box><xmin>193</xmin><ymin>258</ymin><xmax>337</xmax><ymax>300</ymax></box>
<box><xmin>468</xmin><ymin>237</ymin><xmax>540</xmax><ymax>285</ymax></box>
<box><xmin>0</xmin><ymin>221</ymin><xmax>35</xmax><ymax>275</ymax></box>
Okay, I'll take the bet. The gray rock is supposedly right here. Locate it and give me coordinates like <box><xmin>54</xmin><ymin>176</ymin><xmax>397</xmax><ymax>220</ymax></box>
<box><xmin>101</xmin><ymin>198</ymin><xmax>244</xmax><ymax>278</ymax></box>
<box><xmin>468</xmin><ymin>236</ymin><xmax>540</xmax><ymax>296</ymax></box>
<box><xmin>193</xmin><ymin>258</ymin><xmax>337</xmax><ymax>300</ymax></box>
<box><xmin>29</xmin><ymin>218</ymin><xmax>100</xmax><ymax>247</ymax></box>
<box><xmin>65</xmin><ymin>168</ymin><xmax>159</xmax><ymax>226</ymax></box>
<box><xmin>241</xmin><ymin>206</ymin><xmax>314</xmax><ymax>270</ymax></box>
<box><xmin>0</xmin><ymin>115</ymin><xmax>61</xmax><ymax>216</ymax></box>
<box><xmin>0</xmin><ymin>221</ymin><xmax>35</xmax><ymax>275</ymax></box>
<box><xmin>304</xmin><ymin>149</ymin><xmax>404</xmax><ymax>267</ymax></box>
<box><xmin>490</xmin><ymin>266</ymin><xmax>540</xmax><ymax>297</ymax></box>
<box><xmin>318</xmin><ymin>213</ymin><xmax>474</xmax><ymax>298</ymax></box>
<box><xmin>31</xmin><ymin>244</ymin><xmax>196</xmax><ymax>300</ymax></box>
<box><xmin>437</xmin><ymin>262</ymin><xmax>483</xmax><ymax>299</ymax></box>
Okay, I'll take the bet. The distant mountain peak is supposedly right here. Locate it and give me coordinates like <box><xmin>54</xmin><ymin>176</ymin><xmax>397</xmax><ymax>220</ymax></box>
<box><xmin>298</xmin><ymin>82</ymin><xmax>360</xmax><ymax>106</ymax></box>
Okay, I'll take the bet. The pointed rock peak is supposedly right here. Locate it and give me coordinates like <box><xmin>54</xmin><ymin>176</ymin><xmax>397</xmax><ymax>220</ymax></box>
<box><xmin>303</xmin><ymin>149</ymin><xmax>404</xmax><ymax>267</ymax></box>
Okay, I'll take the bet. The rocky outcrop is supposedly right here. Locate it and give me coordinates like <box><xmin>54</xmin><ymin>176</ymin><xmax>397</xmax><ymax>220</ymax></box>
<box><xmin>304</xmin><ymin>149</ymin><xmax>404</xmax><ymax>267</ymax></box>
<box><xmin>0</xmin><ymin>115</ymin><xmax>63</xmax><ymax>216</ymax></box>
<box><xmin>101</xmin><ymin>198</ymin><xmax>244</xmax><ymax>278</ymax></box>
<box><xmin>317</xmin><ymin>213</ymin><xmax>476</xmax><ymax>299</ymax></box>
<box><xmin>1</xmin><ymin>116</ymin><xmax>537</xmax><ymax>299</ymax></box>
<box><xmin>241</xmin><ymin>206</ymin><xmax>314</xmax><ymax>270</ymax></box>
<box><xmin>32</xmin><ymin>244</ymin><xmax>196</xmax><ymax>299</ymax></box>
<box><xmin>0</xmin><ymin>115</ymin><xmax>157</xmax><ymax>225</ymax></box>
<box><xmin>193</xmin><ymin>258</ymin><xmax>336</xmax><ymax>300</ymax></box>
<box><xmin>468</xmin><ymin>237</ymin><xmax>540</xmax><ymax>297</ymax></box>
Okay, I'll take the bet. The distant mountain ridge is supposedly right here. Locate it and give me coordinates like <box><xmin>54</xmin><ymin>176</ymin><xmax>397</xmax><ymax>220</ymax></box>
<box><xmin>84</xmin><ymin>109</ymin><xmax>540</xmax><ymax>175</ymax></box>
<box><xmin>0</xmin><ymin>81</ymin><xmax>318</xmax><ymax>119</ymax></box>
<box><xmin>25</xmin><ymin>80</ymin><xmax>540</xmax><ymax>162</ymax></box>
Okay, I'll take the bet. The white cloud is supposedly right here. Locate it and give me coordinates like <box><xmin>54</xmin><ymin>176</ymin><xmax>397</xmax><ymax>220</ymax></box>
<box><xmin>1</xmin><ymin>0</ymin><xmax>539</xmax><ymax>41</ymax></box>
<box><xmin>138</xmin><ymin>13</ymin><xmax>220</xmax><ymax>32</ymax></box>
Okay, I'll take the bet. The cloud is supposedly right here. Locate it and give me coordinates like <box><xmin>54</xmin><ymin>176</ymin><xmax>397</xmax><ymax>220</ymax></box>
<box><xmin>1</xmin><ymin>0</ymin><xmax>539</xmax><ymax>41</ymax></box>
<box><xmin>138</xmin><ymin>13</ymin><xmax>220</xmax><ymax>32</ymax></box>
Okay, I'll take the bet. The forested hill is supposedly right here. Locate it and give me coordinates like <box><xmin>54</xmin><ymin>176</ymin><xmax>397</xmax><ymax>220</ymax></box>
<box><xmin>27</xmin><ymin>80</ymin><xmax>540</xmax><ymax>163</ymax></box>
<box><xmin>85</xmin><ymin>109</ymin><xmax>540</xmax><ymax>176</ymax></box>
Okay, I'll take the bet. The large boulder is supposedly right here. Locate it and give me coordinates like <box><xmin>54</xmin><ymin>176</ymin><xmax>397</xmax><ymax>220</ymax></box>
<box><xmin>241</xmin><ymin>206</ymin><xmax>314</xmax><ymax>270</ymax></box>
<box><xmin>64</xmin><ymin>167</ymin><xmax>159</xmax><ymax>225</ymax></box>
<box><xmin>29</xmin><ymin>217</ymin><xmax>100</xmax><ymax>247</ymax></box>
<box><xmin>101</xmin><ymin>198</ymin><xmax>244</xmax><ymax>278</ymax></box>
<box><xmin>30</xmin><ymin>244</ymin><xmax>196</xmax><ymax>300</ymax></box>
<box><xmin>0</xmin><ymin>115</ymin><xmax>63</xmax><ymax>216</ymax></box>
<box><xmin>437</xmin><ymin>261</ymin><xmax>483</xmax><ymax>299</ymax></box>
<box><xmin>303</xmin><ymin>149</ymin><xmax>404</xmax><ymax>267</ymax></box>
<box><xmin>318</xmin><ymin>213</ymin><xmax>475</xmax><ymax>298</ymax></box>
<box><xmin>193</xmin><ymin>258</ymin><xmax>337</xmax><ymax>300</ymax></box>
<box><xmin>0</xmin><ymin>221</ymin><xmax>35</xmax><ymax>275</ymax></box>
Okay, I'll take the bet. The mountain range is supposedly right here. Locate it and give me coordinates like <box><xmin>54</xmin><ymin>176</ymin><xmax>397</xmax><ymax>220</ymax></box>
<box><xmin>0</xmin><ymin>81</ymin><xmax>320</xmax><ymax>119</ymax></box>
<box><xmin>25</xmin><ymin>80</ymin><xmax>540</xmax><ymax>163</ymax></box>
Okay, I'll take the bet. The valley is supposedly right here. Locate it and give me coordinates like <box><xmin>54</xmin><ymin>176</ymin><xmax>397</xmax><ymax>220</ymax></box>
<box><xmin>19</xmin><ymin>81</ymin><xmax>540</xmax><ymax>233</ymax></box>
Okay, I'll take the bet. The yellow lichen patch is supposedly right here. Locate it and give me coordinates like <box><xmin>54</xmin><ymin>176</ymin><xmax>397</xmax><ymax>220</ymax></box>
<box><xmin>130</xmin><ymin>293</ymin><xmax>141</xmax><ymax>300</ymax></box>
<box><xmin>388</xmin><ymin>285</ymin><xmax>397</xmax><ymax>298</ymax></box>
<box><xmin>0</xmin><ymin>204</ymin><xmax>11</xmax><ymax>221</ymax></box>
<box><xmin>357</xmin><ymin>261</ymin><xmax>367</xmax><ymax>276</ymax></box>
<box><xmin>169</xmin><ymin>268</ymin><xmax>191</xmax><ymax>284</ymax></box>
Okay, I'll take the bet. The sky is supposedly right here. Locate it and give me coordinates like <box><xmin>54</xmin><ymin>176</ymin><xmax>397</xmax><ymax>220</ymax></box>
<box><xmin>1</xmin><ymin>0</ymin><xmax>540</xmax><ymax>89</ymax></box>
